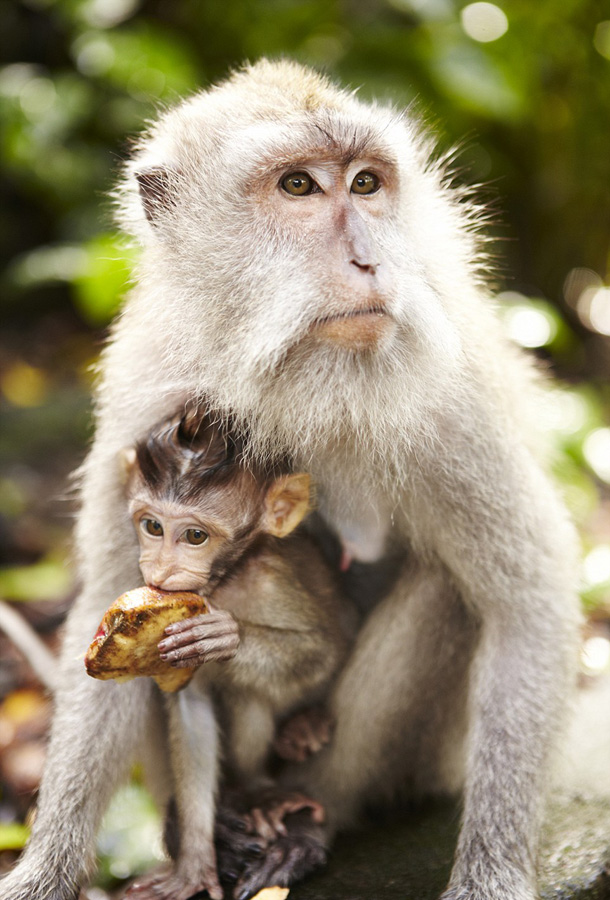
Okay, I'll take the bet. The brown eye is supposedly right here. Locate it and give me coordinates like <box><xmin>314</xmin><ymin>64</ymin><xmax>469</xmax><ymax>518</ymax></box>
<box><xmin>184</xmin><ymin>528</ymin><xmax>208</xmax><ymax>546</ymax></box>
<box><xmin>351</xmin><ymin>171</ymin><xmax>380</xmax><ymax>195</ymax></box>
<box><xmin>142</xmin><ymin>518</ymin><xmax>163</xmax><ymax>537</ymax></box>
<box><xmin>281</xmin><ymin>172</ymin><xmax>316</xmax><ymax>196</ymax></box>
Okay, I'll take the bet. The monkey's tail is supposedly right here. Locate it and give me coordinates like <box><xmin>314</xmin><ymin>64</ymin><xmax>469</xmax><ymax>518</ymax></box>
<box><xmin>0</xmin><ymin>599</ymin><xmax>57</xmax><ymax>692</ymax></box>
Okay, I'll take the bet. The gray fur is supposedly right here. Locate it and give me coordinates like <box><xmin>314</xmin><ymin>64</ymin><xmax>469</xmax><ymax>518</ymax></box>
<box><xmin>0</xmin><ymin>59</ymin><xmax>581</xmax><ymax>900</ymax></box>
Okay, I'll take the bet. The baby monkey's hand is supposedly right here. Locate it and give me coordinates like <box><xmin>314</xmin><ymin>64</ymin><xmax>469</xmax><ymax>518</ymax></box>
<box><xmin>158</xmin><ymin>605</ymin><xmax>239</xmax><ymax>667</ymax></box>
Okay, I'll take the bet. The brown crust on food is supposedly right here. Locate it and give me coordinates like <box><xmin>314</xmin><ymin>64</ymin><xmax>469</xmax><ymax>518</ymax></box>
<box><xmin>85</xmin><ymin>586</ymin><xmax>209</xmax><ymax>692</ymax></box>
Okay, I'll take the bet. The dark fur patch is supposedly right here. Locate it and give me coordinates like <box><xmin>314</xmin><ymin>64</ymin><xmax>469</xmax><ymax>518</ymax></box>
<box><xmin>133</xmin><ymin>405</ymin><xmax>291</xmax><ymax>508</ymax></box>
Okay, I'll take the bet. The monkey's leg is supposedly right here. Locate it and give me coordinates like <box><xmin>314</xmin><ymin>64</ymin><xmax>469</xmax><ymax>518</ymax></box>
<box><xmin>226</xmin><ymin>695</ymin><xmax>276</xmax><ymax>785</ymax></box>
<box><xmin>0</xmin><ymin>656</ymin><xmax>157</xmax><ymax>900</ymax></box>
<box><xmin>439</xmin><ymin>609</ymin><xmax>576</xmax><ymax>900</ymax></box>
<box><xmin>127</xmin><ymin>687</ymin><xmax>223</xmax><ymax>900</ymax></box>
<box><xmin>0</xmin><ymin>450</ymin><xmax>160</xmax><ymax>900</ymax></box>
<box><xmin>296</xmin><ymin>566</ymin><xmax>476</xmax><ymax>827</ymax></box>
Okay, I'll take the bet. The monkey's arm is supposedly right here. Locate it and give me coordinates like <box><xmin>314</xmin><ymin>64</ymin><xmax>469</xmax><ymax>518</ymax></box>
<box><xmin>158</xmin><ymin>565</ymin><xmax>346</xmax><ymax>705</ymax></box>
<box><xmin>159</xmin><ymin>612</ymin><xmax>342</xmax><ymax>703</ymax></box>
<box><xmin>415</xmin><ymin>413</ymin><xmax>581</xmax><ymax>900</ymax></box>
<box><xmin>127</xmin><ymin>689</ymin><xmax>223</xmax><ymax>900</ymax></box>
<box><xmin>0</xmin><ymin>442</ymin><xmax>166</xmax><ymax>900</ymax></box>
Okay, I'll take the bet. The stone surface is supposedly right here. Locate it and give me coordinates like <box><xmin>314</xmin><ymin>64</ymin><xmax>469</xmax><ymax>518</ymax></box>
<box><xmin>291</xmin><ymin>672</ymin><xmax>610</xmax><ymax>900</ymax></box>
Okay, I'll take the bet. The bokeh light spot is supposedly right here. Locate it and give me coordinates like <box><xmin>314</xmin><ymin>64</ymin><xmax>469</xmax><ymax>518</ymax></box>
<box><xmin>577</xmin><ymin>286</ymin><xmax>610</xmax><ymax>335</ymax></box>
<box><xmin>583</xmin><ymin>428</ymin><xmax>610</xmax><ymax>483</ymax></box>
<box><xmin>80</xmin><ymin>0</ymin><xmax>140</xmax><ymax>28</ymax></box>
<box><xmin>497</xmin><ymin>293</ymin><xmax>557</xmax><ymax>348</ymax></box>
<box><xmin>461</xmin><ymin>2</ymin><xmax>508</xmax><ymax>42</ymax></box>
<box><xmin>19</xmin><ymin>77</ymin><xmax>56</xmax><ymax>120</ymax></box>
<box><xmin>582</xmin><ymin>545</ymin><xmax>610</xmax><ymax>588</ymax></box>
<box><xmin>73</xmin><ymin>34</ymin><xmax>116</xmax><ymax>77</ymax></box>
<box><xmin>594</xmin><ymin>21</ymin><xmax>610</xmax><ymax>60</ymax></box>
<box><xmin>1</xmin><ymin>364</ymin><xmax>48</xmax><ymax>408</ymax></box>
<box><xmin>581</xmin><ymin>636</ymin><xmax>610</xmax><ymax>674</ymax></box>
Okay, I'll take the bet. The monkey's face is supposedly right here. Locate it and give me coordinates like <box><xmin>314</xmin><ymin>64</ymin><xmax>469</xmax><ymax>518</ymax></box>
<box><xmin>130</xmin><ymin>113</ymin><xmax>461</xmax><ymax>369</ymax></box>
<box><xmin>122</xmin><ymin>67</ymin><xmax>470</xmax><ymax>453</ymax></box>
<box><xmin>256</xmin><ymin>154</ymin><xmax>406</xmax><ymax>356</ymax></box>
<box><xmin>129</xmin><ymin>499</ymin><xmax>225</xmax><ymax>593</ymax></box>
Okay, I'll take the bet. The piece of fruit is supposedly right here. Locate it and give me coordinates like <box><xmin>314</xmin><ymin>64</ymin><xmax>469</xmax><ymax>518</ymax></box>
<box><xmin>85</xmin><ymin>586</ymin><xmax>209</xmax><ymax>692</ymax></box>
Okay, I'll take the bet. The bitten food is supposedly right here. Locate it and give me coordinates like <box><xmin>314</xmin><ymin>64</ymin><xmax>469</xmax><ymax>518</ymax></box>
<box><xmin>85</xmin><ymin>586</ymin><xmax>209</xmax><ymax>692</ymax></box>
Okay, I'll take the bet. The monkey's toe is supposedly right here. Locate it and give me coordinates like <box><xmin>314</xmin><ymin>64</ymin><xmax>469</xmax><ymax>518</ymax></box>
<box><xmin>232</xmin><ymin>814</ymin><xmax>328</xmax><ymax>900</ymax></box>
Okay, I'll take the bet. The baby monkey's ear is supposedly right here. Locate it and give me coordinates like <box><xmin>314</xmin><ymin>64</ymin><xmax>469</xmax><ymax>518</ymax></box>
<box><xmin>118</xmin><ymin>447</ymin><xmax>137</xmax><ymax>486</ymax></box>
<box><xmin>263</xmin><ymin>473</ymin><xmax>311</xmax><ymax>538</ymax></box>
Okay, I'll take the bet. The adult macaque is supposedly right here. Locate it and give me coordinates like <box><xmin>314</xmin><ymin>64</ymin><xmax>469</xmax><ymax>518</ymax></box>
<box><xmin>114</xmin><ymin>409</ymin><xmax>349</xmax><ymax>900</ymax></box>
<box><xmin>1</xmin><ymin>60</ymin><xmax>580</xmax><ymax>900</ymax></box>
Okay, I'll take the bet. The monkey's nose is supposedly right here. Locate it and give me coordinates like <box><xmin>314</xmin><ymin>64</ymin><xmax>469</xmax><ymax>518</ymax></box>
<box><xmin>149</xmin><ymin>568</ymin><xmax>174</xmax><ymax>589</ymax></box>
<box><xmin>350</xmin><ymin>257</ymin><xmax>378</xmax><ymax>275</ymax></box>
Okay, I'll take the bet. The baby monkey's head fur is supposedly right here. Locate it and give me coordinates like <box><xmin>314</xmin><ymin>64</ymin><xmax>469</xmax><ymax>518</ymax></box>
<box><xmin>131</xmin><ymin>408</ymin><xmax>246</xmax><ymax>507</ymax></box>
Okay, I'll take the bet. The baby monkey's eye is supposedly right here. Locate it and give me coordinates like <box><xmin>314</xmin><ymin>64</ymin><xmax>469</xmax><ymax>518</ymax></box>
<box><xmin>281</xmin><ymin>172</ymin><xmax>319</xmax><ymax>196</ymax></box>
<box><xmin>351</xmin><ymin>171</ymin><xmax>380</xmax><ymax>195</ymax></box>
<box><xmin>142</xmin><ymin>518</ymin><xmax>163</xmax><ymax>537</ymax></box>
<box><xmin>184</xmin><ymin>528</ymin><xmax>209</xmax><ymax>546</ymax></box>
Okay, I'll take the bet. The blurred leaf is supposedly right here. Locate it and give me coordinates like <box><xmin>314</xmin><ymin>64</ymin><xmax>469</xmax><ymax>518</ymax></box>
<box><xmin>78</xmin><ymin>23</ymin><xmax>200</xmax><ymax>99</ymax></box>
<box><xmin>72</xmin><ymin>232</ymin><xmax>136</xmax><ymax>325</ymax></box>
<box><xmin>95</xmin><ymin>783</ymin><xmax>163</xmax><ymax>886</ymax></box>
<box><xmin>0</xmin><ymin>557</ymin><xmax>72</xmax><ymax>602</ymax></box>
<box><xmin>0</xmin><ymin>823</ymin><xmax>30</xmax><ymax>851</ymax></box>
<box><xmin>428</xmin><ymin>30</ymin><xmax>524</xmax><ymax>120</ymax></box>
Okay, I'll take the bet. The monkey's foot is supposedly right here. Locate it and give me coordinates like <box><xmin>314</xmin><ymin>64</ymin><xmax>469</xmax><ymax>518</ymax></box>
<box><xmin>125</xmin><ymin>863</ymin><xmax>223</xmax><ymax>900</ymax></box>
<box><xmin>230</xmin><ymin>812</ymin><xmax>328</xmax><ymax>900</ymax></box>
<box><xmin>273</xmin><ymin>707</ymin><xmax>335</xmax><ymax>762</ymax></box>
<box><xmin>215</xmin><ymin>797</ymin><xmax>267</xmax><ymax>885</ymax></box>
<box><xmin>246</xmin><ymin>789</ymin><xmax>325</xmax><ymax>843</ymax></box>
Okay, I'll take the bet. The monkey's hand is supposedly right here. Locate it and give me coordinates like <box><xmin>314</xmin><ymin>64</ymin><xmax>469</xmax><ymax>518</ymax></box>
<box><xmin>158</xmin><ymin>606</ymin><xmax>239</xmax><ymax>668</ymax></box>
<box><xmin>245</xmin><ymin>789</ymin><xmax>326</xmax><ymax>844</ymax></box>
<box><xmin>273</xmin><ymin>707</ymin><xmax>335</xmax><ymax>762</ymax></box>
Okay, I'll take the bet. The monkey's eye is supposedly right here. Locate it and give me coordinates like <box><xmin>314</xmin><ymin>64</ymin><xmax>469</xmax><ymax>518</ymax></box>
<box><xmin>351</xmin><ymin>171</ymin><xmax>380</xmax><ymax>195</ymax></box>
<box><xmin>142</xmin><ymin>518</ymin><xmax>163</xmax><ymax>537</ymax></box>
<box><xmin>184</xmin><ymin>528</ymin><xmax>209</xmax><ymax>546</ymax></box>
<box><xmin>281</xmin><ymin>172</ymin><xmax>318</xmax><ymax>196</ymax></box>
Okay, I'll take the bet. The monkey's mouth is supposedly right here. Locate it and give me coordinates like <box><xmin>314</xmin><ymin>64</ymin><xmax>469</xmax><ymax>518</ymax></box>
<box><xmin>315</xmin><ymin>306</ymin><xmax>388</xmax><ymax>326</ymax></box>
<box><xmin>314</xmin><ymin>306</ymin><xmax>387</xmax><ymax>327</ymax></box>
<box><xmin>310</xmin><ymin>306</ymin><xmax>393</xmax><ymax>350</ymax></box>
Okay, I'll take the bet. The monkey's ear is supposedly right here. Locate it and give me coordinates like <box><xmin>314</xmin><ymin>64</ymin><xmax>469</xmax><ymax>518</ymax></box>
<box><xmin>118</xmin><ymin>447</ymin><xmax>137</xmax><ymax>486</ymax></box>
<box><xmin>263</xmin><ymin>473</ymin><xmax>311</xmax><ymax>538</ymax></box>
<box><xmin>136</xmin><ymin>166</ymin><xmax>176</xmax><ymax>224</ymax></box>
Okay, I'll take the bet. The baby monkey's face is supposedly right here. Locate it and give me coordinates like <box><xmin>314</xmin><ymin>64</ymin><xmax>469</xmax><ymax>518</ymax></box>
<box><xmin>129</xmin><ymin>499</ymin><xmax>225</xmax><ymax>593</ymax></box>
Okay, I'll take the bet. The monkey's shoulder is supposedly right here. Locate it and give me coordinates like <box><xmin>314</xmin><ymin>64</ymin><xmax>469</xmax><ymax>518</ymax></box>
<box><xmin>215</xmin><ymin>531</ymin><xmax>345</xmax><ymax>623</ymax></box>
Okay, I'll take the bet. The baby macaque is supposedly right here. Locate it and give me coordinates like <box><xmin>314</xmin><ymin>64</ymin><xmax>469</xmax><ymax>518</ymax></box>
<box><xmin>122</xmin><ymin>408</ymin><xmax>352</xmax><ymax>900</ymax></box>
